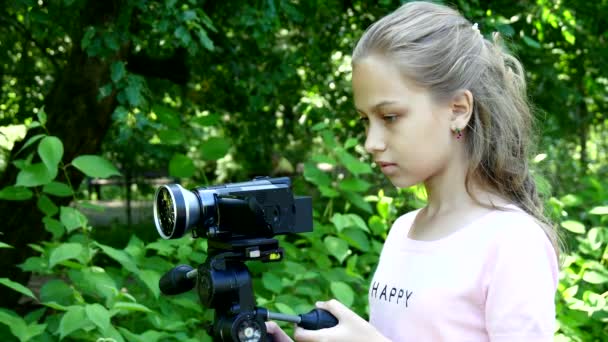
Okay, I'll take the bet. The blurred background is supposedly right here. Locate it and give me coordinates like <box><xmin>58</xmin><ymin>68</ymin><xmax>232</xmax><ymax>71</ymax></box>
<box><xmin>0</xmin><ymin>0</ymin><xmax>606</xmax><ymax>341</ymax></box>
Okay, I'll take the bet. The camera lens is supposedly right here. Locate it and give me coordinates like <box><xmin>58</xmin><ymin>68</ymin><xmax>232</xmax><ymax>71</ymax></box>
<box><xmin>156</xmin><ymin>187</ymin><xmax>176</xmax><ymax>237</ymax></box>
<box><xmin>153</xmin><ymin>184</ymin><xmax>202</xmax><ymax>239</ymax></box>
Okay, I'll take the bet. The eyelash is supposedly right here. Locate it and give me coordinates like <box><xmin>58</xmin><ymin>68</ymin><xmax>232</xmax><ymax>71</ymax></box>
<box><xmin>358</xmin><ymin>114</ymin><xmax>399</xmax><ymax>125</ymax></box>
<box><xmin>383</xmin><ymin>114</ymin><xmax>398</xmax><ymax>123</ymax></box>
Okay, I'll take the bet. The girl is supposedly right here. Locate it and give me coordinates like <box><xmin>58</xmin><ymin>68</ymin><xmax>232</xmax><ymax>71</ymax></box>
<box><xmin>267</xmin><ymin>1</ymin><xmax>560</xmax><ymax>341</ymax></box>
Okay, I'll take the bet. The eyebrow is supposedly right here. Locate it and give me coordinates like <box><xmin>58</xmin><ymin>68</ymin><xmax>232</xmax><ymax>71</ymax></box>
<box><xmin>356</xmin><ymin>100</ymin><xmax>399</xmax><ymax>114</ymax></box>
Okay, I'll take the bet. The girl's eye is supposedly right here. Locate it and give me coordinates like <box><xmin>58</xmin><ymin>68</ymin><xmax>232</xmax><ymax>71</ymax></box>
<box><xmin>358</xmin><ymin>116</ymin><xmax>369</xmax><ymax>124</ymax></box>
<box><xmin>383</xmin><ymin>114</ymin><xmax>398</xmax><ymax>123</ymax></box>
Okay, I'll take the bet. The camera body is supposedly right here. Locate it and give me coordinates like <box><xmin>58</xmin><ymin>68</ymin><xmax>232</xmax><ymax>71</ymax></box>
<box><xmin>153</xmin><ymin>176</ymin><xmax>312</xmax><ymax>241</ymax></box>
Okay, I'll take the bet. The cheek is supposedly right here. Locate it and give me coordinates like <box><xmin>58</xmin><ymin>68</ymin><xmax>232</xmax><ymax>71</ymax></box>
<box><xmin>399</xmin><ymin>119</ymin><xmax>452</xmax><ymax>167</ymax></box>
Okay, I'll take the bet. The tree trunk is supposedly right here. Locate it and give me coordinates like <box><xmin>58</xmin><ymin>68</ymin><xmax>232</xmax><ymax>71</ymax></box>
<box><xmin>0</xmin><ymin>0</ymin><xmax>128</xmax><ymax>310</ymax></box>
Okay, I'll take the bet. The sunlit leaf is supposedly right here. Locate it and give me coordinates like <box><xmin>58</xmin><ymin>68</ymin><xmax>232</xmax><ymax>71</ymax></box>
<box><xmin>561</xmin><ymin>220</ymin><xmax>585</xmax><ymax>234</ymax></box>
<box><xmin>72</xmin><ymin>155</ymin><xmax>121</xmax><ymax>178</ymax></box>
<box><xmin>49</xmin><ymin>243</ymin><xmax>83</xmax><ymax>267</ymax></box>
<box><xmin>330</xmin><ymin>281</ymin><xmax>354</xmax><ymax>307</ymax></box>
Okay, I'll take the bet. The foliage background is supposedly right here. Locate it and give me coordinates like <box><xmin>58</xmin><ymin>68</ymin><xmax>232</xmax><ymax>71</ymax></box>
<box><xmin>0</xmin><ymin>0</ymin><xmax>606</xmax><ymax>341</ymax></box>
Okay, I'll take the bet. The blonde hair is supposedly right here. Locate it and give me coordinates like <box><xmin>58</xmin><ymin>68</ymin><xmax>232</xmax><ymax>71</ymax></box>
<box><xmin>352</xmin><ymin>1</ymin><xmax>561</xmax><ymax>259</ymax></box>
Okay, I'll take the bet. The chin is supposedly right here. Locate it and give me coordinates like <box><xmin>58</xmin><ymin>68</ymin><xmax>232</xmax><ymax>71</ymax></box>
<box><xmin>387</xmin><ymin>176</ymin><xmax>419</xmax><ymax>189</ymax></box>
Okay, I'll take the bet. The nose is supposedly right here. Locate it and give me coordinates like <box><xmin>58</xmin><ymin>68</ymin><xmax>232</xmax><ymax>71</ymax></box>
<box><xmin>364</xmin><ymin>124</ymin><xmax>386</xmax><ymax>154</ymax></box>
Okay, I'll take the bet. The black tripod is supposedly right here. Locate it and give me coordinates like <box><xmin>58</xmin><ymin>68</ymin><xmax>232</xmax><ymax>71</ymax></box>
<box><xmin>159</xmin><ymin>238</ymin><xmax>337</xmax><ymax>341</ymax></box>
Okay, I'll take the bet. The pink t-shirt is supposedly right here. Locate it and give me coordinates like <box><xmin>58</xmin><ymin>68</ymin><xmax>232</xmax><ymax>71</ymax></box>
<box><xmin>369</xmin><ymin>206</ymin><xmax>559</xmax><ymax>341</ymax></box>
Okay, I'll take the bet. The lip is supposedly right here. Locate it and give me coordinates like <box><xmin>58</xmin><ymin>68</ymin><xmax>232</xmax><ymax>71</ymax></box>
<box><xmin>376</xmin><ymin>161</ymin><xmax>398</xmax><ymax>174</ymax></box>
<box><xmin>376</xmin><ymin>161</ymin><xmax>397</xmax><ymax>167</ymax></box>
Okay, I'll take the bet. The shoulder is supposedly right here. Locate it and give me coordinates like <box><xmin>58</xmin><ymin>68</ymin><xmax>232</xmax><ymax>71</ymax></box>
<box><xmin>481</xmin><ymin>206</ymin><xmax>559</xmax><ymax>282</ymax></box>
<box><xmin>483</xmin><ymin>206</ymin><xmax>552</xmax><ymax>247</ymax></box>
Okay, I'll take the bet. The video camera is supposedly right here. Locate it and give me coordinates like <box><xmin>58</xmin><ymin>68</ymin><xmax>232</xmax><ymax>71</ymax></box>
<box><xmin>153</xmin><ymin>177</ymin><xmax>337</xmax><ymax>342</ymax></box>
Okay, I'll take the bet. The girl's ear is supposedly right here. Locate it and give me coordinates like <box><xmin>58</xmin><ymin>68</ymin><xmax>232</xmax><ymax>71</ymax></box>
<box><xmin>450</xmin><ymin>89</ymin><xmax>474</xmax><ymax>129</ymax></box>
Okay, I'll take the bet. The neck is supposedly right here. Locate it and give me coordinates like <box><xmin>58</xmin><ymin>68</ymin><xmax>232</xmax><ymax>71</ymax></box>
<box><xmin>422</xmin><ymin>145</ymin><xmax>504</xmax><ymax>217</ymax></box>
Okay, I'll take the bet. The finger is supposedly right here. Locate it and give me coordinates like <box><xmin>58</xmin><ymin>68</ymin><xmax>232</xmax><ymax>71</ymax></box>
<box><xmin>293</xmin><ymin>326</ymin><xmax>327</xmax><ymax>342</ymax></box>
<box><xmin>316</xmin><ymin>299</ymin><xmax>347</xmax><ymax>318</ymax></box>
<box><xmin>265</xmin><ymin>321</ymin><xmax>294</xmax><ymax>342</ymax></box>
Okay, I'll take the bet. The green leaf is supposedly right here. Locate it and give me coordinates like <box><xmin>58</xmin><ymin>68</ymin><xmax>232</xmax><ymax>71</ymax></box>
<box><xmin>38</xmin><ymin>136</ymin><xmax>63</xmax><ymax>172</ymax></box>
<box><xmin>72</xmin><ymin>155</ymin><xmax>121</xmax><ymax>178</ymax></box>
<box><xmin>522</xmin><ymin>35</ymin><xmax>541</xmax><ymax>49</ymax></box>
<box><xmin>50</xmin><ymin>243</ymin><xmax>83</xmax><ymax>267</ymax></box>
<box><xmin>81</xmin><ymin>26</ymin><xmax>96</xmax><ymax>50</ymax></box>
<box><xmin>16</xmin><ymin>163</ymin><xmax>55</xmax><ymax>187</ymax></box>
<box><xmin>338</xmin><ymin>178</ymin><xmax>371</xmax><ymax>193</ymax></box>
<box><xmin>336</xmin><ymin>149</ymin><xmax>372</xmax><ymax>175</ymax></box>
<box><xmin>16</xmin><ymin>134</ymin><xmax>45</xmax><ymax>156</ymax></box>
<box><xmin>37</xmin><ymin>194</ymin><xmax>58</xmax><ymax>216</ymax></box>
<box><xmin>582</xmin><ymin>270</ymin><xmax>608</xmax><ymax>285</ymax></box>
<box><xmin>330</xmin><ymin>213</ymin><xmax>349</xmax><ymax>232</ymax></box>
<box><xmin>561</xmin><ymin>220</ymin><xmax>585</xmax><ymax>234</ymax></box>
<box><xmin>113</xmin><ymin>301</ymin><xmax>153</xmax><ymax>313</ymax></box>
<box><xmin>86</xmin><ymin>303</ymin><xmax>111</xmax><ymax>333</ymax></box>
<box><xmin>192</xmin><ymin>114</ymin><xmax>220</xmax><ymax>126</ymax></box>
<box><xmin>137</xmin><ymin>270</ymin><xmax>161</xmax><ymax>299</ymax></box>
<box><xmin>589</xmin><ymin>206</ymin><xmax>608</xmax><ymax>215</ymax></box>
<box><xmin>118</xmin><ymin>328</ymin><xmax>168</xmax><ymax>342</ymax></box>
<box><xmin>43</xmin><ymin>181</ymin><xmax>73</xmax><ymax>197</ymax></box>
<box><xmin>343</xmin><ymin>191</ymin><xmax>373</xmax><ymax>213</ymax></box>
<box><xmin>169</xmin><ymin>153</ymin><xmax>195</xmax><ymax>178</ymax></box>
<box><xmin>40</xmin><ymin>279</ymin><xmax>74</xmax><ymax>306</ymax></box>
<box><xmin>344</xmin><ymin>137</ymin><xmax>358</xmax><ymax>149</ymax></box>
<box><xmin>58</xmin><ymin>306</ymin><xmax>89</xmax><ymax>339</ymax></box>
<box><xmin>95</xmin><ymin>242</ymin><xmax>138</xmax><ymax>273</ymax></box>
<box><xmin>60</xmin><ymin>206</ymin><xmax>88</xmax><ymax>231</ymax></box>
<box><xmin>0</xmin><ymin>242</ymin><xmax>12</xmax><ymax>248</ymax></box>
<box><xmin>0</xmin><ymin>185</ymin><xmax>33</xmax><ymax>200</ymax></box>
<box><xmin>340</xmin><ymin>228</ymin><xmax>370</xmax><ymax>252</ymax></box>
<box><xmin>587</xmin><ymin>227</ymin><xmax>605</xmax><ymax>250</ymax></box>
<box><xmin>274</xmin><ymin>302</ymin><xmax>297</xmax><ymax>316</ymax></box>
<box><xmin>43</xmin><ymin>217</ymin><xmax>65</xmax><ymax>239</ymax></box>
<box><xmin>24</xmin><ymin>323</ymin><xmax>47</xmax><ymax>342</ymax></box>
<box><xmin>152</xmin><ymin>105</ymin><xmax>182</xmax><ymax>128</ymax></box>
<box><xmin>330</xmin><ymin>281</ymin><xmax>354</xmax><ymax>307</ymax></box>
<box><xmin>174</xmin><ymin>26</ymin><xmax>191</xmax><ymax>46</ymax></box>
<box><xmin>125</xmin><ymin>76</ymin><xmax>144</xmax><ymax>107</ymax></box>
<box><xmin>0</xmin><ymin>278</ymin><xmax>36</xmax><ymax>300</ymax></box>
<box><xmin>200</xmin><ymin>137</ymin><xmax>230</xmax><ymax>161</ymax></box>
<box><xmin>158</xmin><ymin>129</ymin><xmax>185</xmax><ymax>145</ymax></box>
<box><xmin>196</xmin><ymin>29</ymin><xmax>214</xmax><ymax>51</ymax></box>
<box><xmin>303</xmin><ymin>163</ymin><xmax>331</xmax><ymax>187</ymax></box>
<box><xmin>323</xmin><ymin>236</ymin><xmax>349</xmax><ymax>263</ymax></box>
<box><xmin>37</xmin><ymin>108</ymin><xmax>47</xmax><ymax>126</ymax></box>
<box><xmin>0</xmin><ymin>310</ymin><xmax>31</xmax><ymax>342</ymax></box>
<box><xmin>19</xmin><ymin>256</ymin><xmax>48</xmax><ymax>273</ymax></box>
<box><xmin>368</xmin><ymin>215</ymin><xmax>387</xmax><ymax>236</ymax></box>
<box><xmin>104</xmin><ymin>33</ymin><xmax>120</xmax><ymax>51</ymax></box>
<box><xmin>43</xmin><ymin>301</ymin><xmax>69</xmax><ymax>311</ymax></box>
<box><xmin>262</xmin><ymin>272</ymin><xmax>283</xmax><ymax>293</ymax></box>
<box><xmin>98</xmin><ymin>83</ymin><xmax>113</xmax><ymax>100</ymax></box>
<box><xmin>319</xmin><ymin>186</ymin><xmax>339</xmax><ymax>198</ymax></box>
<box><xmin>111</xmin><ymin>61</ymin><xmax>126</xmax><ymax>83</ymax></box>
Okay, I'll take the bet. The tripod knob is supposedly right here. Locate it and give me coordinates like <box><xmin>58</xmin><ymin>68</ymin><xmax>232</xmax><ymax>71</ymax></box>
<box><xmin>298</xmin><ymin>308</ymin><xmax>339</xmax><ymax>330</ymax></box>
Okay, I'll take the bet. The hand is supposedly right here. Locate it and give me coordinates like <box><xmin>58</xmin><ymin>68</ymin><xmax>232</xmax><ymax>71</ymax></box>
<box><xmin>293</xmin><ymin>299</ymin><xmax>390</xmax><ymax>342</ymax></box>
<box><xmin>266</xmin><ymin>321</ymin><xmax>294</xmax><ymax>342</ymax></box>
